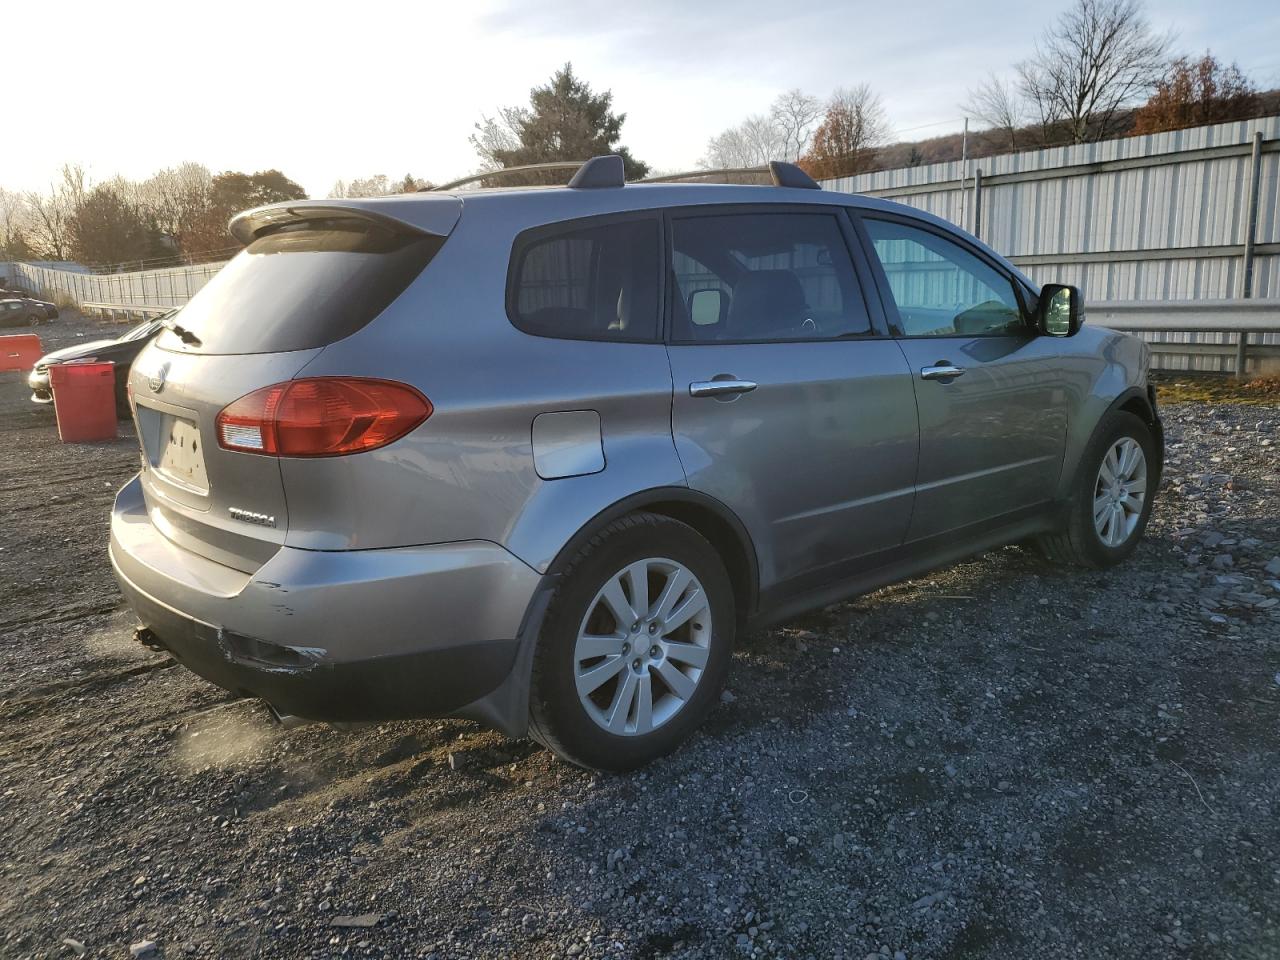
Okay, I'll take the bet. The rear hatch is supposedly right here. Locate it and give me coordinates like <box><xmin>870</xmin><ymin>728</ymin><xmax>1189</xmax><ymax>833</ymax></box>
<box><xmin>129</xmin><ymin>197</ymin><xmax>460</xmax><ymax>573</ymax></box>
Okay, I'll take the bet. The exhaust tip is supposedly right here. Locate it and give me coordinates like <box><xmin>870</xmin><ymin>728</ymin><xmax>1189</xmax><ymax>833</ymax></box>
<box><xmin>264</xmin><ymin>702</ymin><xmax>313</xmax><ymax>729</ymax></box>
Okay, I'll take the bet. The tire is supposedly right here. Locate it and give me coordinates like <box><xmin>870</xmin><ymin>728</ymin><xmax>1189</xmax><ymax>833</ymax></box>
<box><xmin>1038</xmin><ymin>410</ymin><xmax>1158</xmax><ymax>568</ymax></box>
<box><xmin>529</xmin><ymin>512</ymin><xmax>735</xmax><ymax>771</ymax></box>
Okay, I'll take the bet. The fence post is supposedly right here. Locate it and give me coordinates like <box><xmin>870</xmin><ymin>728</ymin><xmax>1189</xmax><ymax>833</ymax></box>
<box><xmin>973</xmin><ymin>168</ymin><xmax>983</xmax><ymax>240</ymax></box>
<box><xmin>1236</xmin><ymin>130</ymin><xmax>1263</xmax><ymax>379</ymax></box>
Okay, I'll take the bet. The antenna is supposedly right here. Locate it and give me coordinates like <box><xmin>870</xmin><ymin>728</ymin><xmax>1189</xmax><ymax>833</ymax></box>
<box><xmin>768</xmin><ymin>161</ymin><xmax>821</xmax><ymax>190</ymax></box>
<box><xmin>568</xmin><ymin>155</ymin><xmax>626</xmax><ymax>189</ymax></box>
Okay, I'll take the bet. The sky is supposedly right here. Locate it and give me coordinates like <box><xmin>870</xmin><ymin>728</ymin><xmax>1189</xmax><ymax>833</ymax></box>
<box><xmin>5</xmin><ymin>0</ymin><xmax>1279</xmax><ymax>199</ymax></box>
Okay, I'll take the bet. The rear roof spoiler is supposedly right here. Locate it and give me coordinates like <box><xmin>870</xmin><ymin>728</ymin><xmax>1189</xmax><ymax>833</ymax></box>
<box><xmin>229</xmin><ymin>195</ymin><xmax>463</xmax><ymax>245</ymax></box>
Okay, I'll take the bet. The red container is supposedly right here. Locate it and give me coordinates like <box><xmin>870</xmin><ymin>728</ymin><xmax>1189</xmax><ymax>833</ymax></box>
<box><xmin>0</xmin><ymin>333</ymin><xmax>43</xmax><ymax>372</ymax></box>
<box><xmin>49</xmin><ymin>361</ymin><xmax>118</xmax><ymax>442</ymax></box>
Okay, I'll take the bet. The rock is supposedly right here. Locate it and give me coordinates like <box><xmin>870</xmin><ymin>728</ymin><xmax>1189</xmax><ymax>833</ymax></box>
<box><xmin>330</xmin><ymin>914</ymin><xmax>382</xmax><ymax>928</ymax></box>
<box><xmin>720</xmin><ymin>690</ymin><xmax>736</xmax><ymax>703</ymax></box>
<box><xmin>129</xmin><ymin>941</ymin><xmax>158</xmax><ymax>959</ymax></box>
<box><xmin>567</xmin><ymin>944</ymin><xmax>584</xmax><ymax>956</ymax></box>
<box><xmin>447</xmin><ymin>752</ymin><xmax>462</xmax><ymax>771</ymax></box>
<box><xmin>1264</xmin><ymin>557</ymin><xmax>1280</xmax><ymax>577</ymax></box>
<box><xmin>60</xmin><ymin>938</ymin><xmax>86</xmax><ymax>957</ymax></box>
<box><xmin>1210</xmin><ymin>554</ymin><xmax>1234</xmax><ymax>569</ymax></box>
<box><xmin>832</xmin><ymin>833</ymin><xmax>845</xmax><ymax>851</ymax></box>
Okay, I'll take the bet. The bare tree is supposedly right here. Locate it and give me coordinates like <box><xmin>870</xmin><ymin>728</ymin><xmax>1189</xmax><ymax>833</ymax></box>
<box><xmin>136</xmin><ymin>163</ymin><xmax>214</xmax><ymax>240</ymax></box>
<box><xmin>1017</xmin><ymin>0</ymin><xmax>1171</xmax><ymax>144</ymax></box>
<box><xmin>700</xmin><ymin>89</ymin><xmax>822</xmax><ymax>169</ymax></box>
<box><xmin>331</xmin><ymin>174</ymin><xmax>430</xmax><ymax>198</ymax></box>
<box><xmin>701</xmin><ymin>115</ymin><xmax>783</xmax><ymax>168</ymax></box>
<box><xmin>962</xmin><ymin>74</ymin><xmax>1027</xmax><ymax>150</ymax></box>
<box><xmin>24</xmin><ymin>165</ymin><xmax>88</xmax><ymax>261</ymax></box>
<box><xmin>469</xmin><ymin>105</ymin><xmax>530</xmax><ymax>172</ymax></box>
<box><xmin>770</xmin><ymin>89</ymin><xmax>823</xmax><ymax>161</ymax></box>
<box><xmin>800</xmin><ymin>85</ymin><xmax>890</xmax><ymax>180</ymax></box>
<box><xmin>0</xmin><ymin>189</ymin><xmax>33</xmax><ymax>259</ymax></box>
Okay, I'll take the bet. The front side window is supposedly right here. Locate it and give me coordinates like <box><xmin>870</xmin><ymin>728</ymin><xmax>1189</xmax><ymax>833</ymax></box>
<box><xmin>670</xmin><ymin>212</ymin><xmax>871</xmax><ymax>342</ymax></box>
<box><xmin>509</xmin><ymin>218</ymin><xmax>659</xmax><ymax>341</ymax></box>
<box><xmin>863</xmin><ymin>218</ymin><xmax>1025</xmax><ymax>337</ymax></box>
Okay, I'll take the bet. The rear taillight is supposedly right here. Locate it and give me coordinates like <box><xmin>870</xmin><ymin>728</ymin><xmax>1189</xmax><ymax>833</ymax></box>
<box><xmin>216</xmin><ymin>377</ymin><xmax>432</xmax><ymax>457</ymax></box>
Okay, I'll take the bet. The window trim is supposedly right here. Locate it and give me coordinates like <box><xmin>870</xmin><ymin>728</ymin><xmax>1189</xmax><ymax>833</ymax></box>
<box><xmin>849</xmin><ymin>209</ymin><xmax>1035</xmax><ymax>340</ymax></box>
<box><xmin>505</xmin><ymin>210</ymin><xmax>666</xmax><ymax>344</ymax></box>
<box><xmin>662</xmin><ymin>203</ymin><xmax>890</xmax><ymax>346</ymax></box>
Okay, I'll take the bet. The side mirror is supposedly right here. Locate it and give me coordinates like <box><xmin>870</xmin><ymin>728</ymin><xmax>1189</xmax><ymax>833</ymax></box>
<box><xmin>1037</xmin><ymin>283</ymin><xmax>1082</xmax><ymax>337</ymax></box>
<box><xmin>689</xmin><ymin>288</ymin><xmax>726</xmax><ymax>327</ymax></box>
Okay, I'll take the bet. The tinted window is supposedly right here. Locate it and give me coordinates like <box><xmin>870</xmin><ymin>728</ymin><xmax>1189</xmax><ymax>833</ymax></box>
<box><xmin>670</xmin><ymin>212</ymin><xmax>871</xmax><ymax>342</ymax></box>
<box><xmin>155</xmin><ymin>218</ymin><xmax>443</xmax><ymax>355</ymax></box>
<box><xmin>863</xmin><ymin>218</ymin><xmax>1024</xmax><ymax>337</ymax></box>
<box><xmin>509</xmin><ymin>218</ymin><xmax>659</xmax><ymax>341</ymax></box>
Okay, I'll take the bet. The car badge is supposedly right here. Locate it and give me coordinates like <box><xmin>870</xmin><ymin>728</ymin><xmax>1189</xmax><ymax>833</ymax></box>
<box><xmin>148</xmin><ymin>363</ymin><xmax>169</xmax><ymax>393</ymax></box>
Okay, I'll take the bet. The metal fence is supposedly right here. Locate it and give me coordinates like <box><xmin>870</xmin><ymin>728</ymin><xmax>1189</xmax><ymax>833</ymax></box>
<box><xmin>2</xmin><ymin>260</ymin><xmax>223</xmax><ymax>309</ymax></box>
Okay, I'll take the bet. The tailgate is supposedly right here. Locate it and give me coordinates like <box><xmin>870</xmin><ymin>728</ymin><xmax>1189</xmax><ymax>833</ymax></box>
<box><xmin>130</xmin><ymin>346</ymin><xmax>322</xmax><ymax>573</ymax></box>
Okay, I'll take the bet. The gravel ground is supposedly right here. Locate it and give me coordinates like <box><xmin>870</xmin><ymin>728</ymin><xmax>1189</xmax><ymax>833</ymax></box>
<box><xmin>1</xmin><ymin>314</ymin><xmax>1278</xmax><ymax>960</ymax></box>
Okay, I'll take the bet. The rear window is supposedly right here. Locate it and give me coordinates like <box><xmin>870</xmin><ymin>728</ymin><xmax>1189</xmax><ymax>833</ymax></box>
<box><xmin>507</xmin><ymin>217</ymin><xmax>660</xmax><ymax>342</ymax></box>
<box><xmin>156</xmin><ymin>217</ymin><xmax>443</xmax><ymax>354</ymax></box>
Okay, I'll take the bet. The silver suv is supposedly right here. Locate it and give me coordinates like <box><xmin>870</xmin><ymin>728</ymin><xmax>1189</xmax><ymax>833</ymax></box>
<box><xmin>110</xmin><ymin>157</ymin><xmax>1163</xmax><ymax>770</ymax></box>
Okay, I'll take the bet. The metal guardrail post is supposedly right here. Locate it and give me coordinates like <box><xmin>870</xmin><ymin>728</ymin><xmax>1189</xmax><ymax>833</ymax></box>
<box><xmin>1237</xmin><ymin>131</ymin><xmax>1264</xmax><ymax>379</ymax></box>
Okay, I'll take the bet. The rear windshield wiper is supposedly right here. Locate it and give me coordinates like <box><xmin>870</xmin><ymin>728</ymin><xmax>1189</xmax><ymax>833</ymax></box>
<box><xmin>162</xmin><ymin>316</ymin><xmax>202</xmax><ymax>347</ymax></box>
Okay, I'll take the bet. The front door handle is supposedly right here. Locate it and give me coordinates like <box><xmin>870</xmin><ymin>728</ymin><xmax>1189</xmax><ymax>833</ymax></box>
<box><xmin>920</xmin><ymin>363</ymin><xmax>965</xmax><ymax>381</ymax></box>
<box><xmin>689</xmin><ymin>378</ymin><xmax>758</xmax><ymax>398</ymax></box>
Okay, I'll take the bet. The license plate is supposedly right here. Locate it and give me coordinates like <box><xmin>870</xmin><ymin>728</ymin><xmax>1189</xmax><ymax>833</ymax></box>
<box><xmin>155</xmin><ymin>416</ymin><xmax>209</xmax><ymax>493</ymax></box>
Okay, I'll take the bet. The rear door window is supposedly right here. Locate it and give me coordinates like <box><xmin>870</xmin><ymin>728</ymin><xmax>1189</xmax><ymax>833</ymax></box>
<box><xmin>669</xmin><ymin>212</ymin><xmax>872</xmax><ymax>342</ymax></box>
<box><xmin>156</xmin><ymin>218</ymin><xmax>444</xmax><ymax>355</ymax></box>
<box><xmin>508</xmin><ymin>217</ymin><xmax>660</xmax><ymax>342</ymax></box>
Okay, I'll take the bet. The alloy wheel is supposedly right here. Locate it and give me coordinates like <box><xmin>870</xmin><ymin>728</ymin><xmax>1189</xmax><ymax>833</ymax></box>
<box><xmin>1093</xmin><ymin>437</ymin><xmax>1148</xmax><ymax>548</ymax></box>
<box><xmin>573</xmin><ymin>557</ymin><xmax>712</xmax><ymax>736</ymax></box>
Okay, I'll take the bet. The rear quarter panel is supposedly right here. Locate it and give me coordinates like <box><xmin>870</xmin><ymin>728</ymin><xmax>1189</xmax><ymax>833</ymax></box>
<box><xmin>283</xmin><ymin>202</ymin><xmax>685</xmax><ymax>572</ymax></box>
<box><xmin>1053</xmin><ymin>324</ymin><xmax>1152</xmax><ymax>499</ymax></box>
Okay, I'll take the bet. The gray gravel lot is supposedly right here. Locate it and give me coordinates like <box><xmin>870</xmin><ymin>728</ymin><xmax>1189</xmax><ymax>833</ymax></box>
<box><xmin>1</xmin><ymin>314</ymin><xmax>1278</xmax><ymax>959</ymax></box>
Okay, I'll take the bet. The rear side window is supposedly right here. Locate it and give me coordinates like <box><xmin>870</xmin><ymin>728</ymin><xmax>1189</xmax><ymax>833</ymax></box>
<box><xmin>156</xmin><ymin>217</ymin><xmax>443</xmax><ymax>355</ymax></box>
<box><xmin>508</xmin><ymin>218</ymin><xmax>660</xmax><ymax>342</ymax></box>
<box><xmin>670</xmin><ymin>212</ymin><xmax>872</xmax><ymax>342</ymax></box>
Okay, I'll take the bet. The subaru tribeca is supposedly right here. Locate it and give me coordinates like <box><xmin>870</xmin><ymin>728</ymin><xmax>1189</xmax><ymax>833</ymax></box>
<box><xmin>110</xmin><ymin>157</ymin><xmax>1163</xmax><ymax>771</ymax></box>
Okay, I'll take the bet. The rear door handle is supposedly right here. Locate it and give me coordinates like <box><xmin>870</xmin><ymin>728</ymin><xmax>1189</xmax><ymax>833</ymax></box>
<box><xmin>689</xmin><ymin>378</ymin><xmax>758</xmax><ymax>398</ymax></box>
<box><xmin>920</xmin><ymin>363</ymin><xmax>965</xmax><ymax>381</ymax></box>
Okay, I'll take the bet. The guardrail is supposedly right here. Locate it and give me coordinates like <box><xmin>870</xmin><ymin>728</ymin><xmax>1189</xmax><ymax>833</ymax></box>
<box><xmin>1091</xmin><ymin>299</ymin><xmax>1280</xmax><ymax>376</ymax></box>
<box><xmin>80</xmin><ymin>302</ymin><xmax>173</xmax><ymax>321</ymax></box>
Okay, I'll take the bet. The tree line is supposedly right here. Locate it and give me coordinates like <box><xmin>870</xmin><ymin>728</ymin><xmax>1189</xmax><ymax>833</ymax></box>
<box><xmin>0</xmin><ymin>165</ymin><xmax>309</xmax><ymax>269</ymax></box>
<box><xmin>1</xmin><ymin>0</ymin><xmax>1271</xmax><ymax>269</ymax></box>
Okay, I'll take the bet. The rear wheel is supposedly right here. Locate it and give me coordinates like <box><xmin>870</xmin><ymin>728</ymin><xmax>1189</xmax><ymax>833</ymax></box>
<box><xmin>1038</xmin><ymin>410</ymin><xmax>1157</xmax><ymax>568</ymax></box>
<box><xmin>529</xmin><ymin>513</ymin><xmax>734</xmax><ymax>771</ymax></box>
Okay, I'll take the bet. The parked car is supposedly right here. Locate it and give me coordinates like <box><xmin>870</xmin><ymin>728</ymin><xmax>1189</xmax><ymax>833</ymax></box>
<box><xmin>0</xmin><ymin>290</ymin><xmax>58</xmax><ymax>321</ymax></box>
<box><xmin>109</xmin><ymin>157</ymin><xmax>1163</xmax><ymax>771</ymax></box>
<box><xmin>0</xmin><ymin>298</ymin><xmax>49</xmax><ymax>327</ymax></box>
<box><xmin>29</xmin><ymin>312</ymin><xmax>170</xmax><ymax>415</ymax></box>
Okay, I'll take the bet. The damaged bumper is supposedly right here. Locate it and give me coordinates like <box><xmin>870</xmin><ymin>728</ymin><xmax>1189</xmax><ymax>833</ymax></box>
<box><xmin>109</xmin><ymin>474</ymin><xmax>541</xmax><ymax>721</ymax></box>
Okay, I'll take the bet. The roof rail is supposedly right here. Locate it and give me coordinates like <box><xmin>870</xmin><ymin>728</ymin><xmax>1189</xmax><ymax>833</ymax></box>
<box><xmin>768</xmin><ymin>161</ymin><xmax>821</xmax><ymax>190</ymax></box>
<box><xmin>640</xmin><ymin>166</ymin><xmax>770</xmax><ymax>184</ymax></box>
<box><xmin>424</xmin><ymin>156</ymin><xmax>821</xmax><ymax>192</ymax></box>
<box><xmin>426</xmin><ymin>161</ymin><xmax>588</xmax><ymax>192</ymax></box>
<box><xmin>568</xmin><ymin>155</ymin><xmax>625</xmax><ymax>189</ymax></box>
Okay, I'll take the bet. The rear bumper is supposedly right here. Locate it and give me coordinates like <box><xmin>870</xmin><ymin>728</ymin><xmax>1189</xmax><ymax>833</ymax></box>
<box><xmin>109</xmin><ymin>474</ymin><xmax>542</xmax><ymax>721</ymax></box>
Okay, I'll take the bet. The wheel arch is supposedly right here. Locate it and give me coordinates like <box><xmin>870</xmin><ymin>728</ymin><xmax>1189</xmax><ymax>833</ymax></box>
<box><xmin>544</xmin><ymin>487</ymin><xmax>759</xmax><ymax>630</ymax></box>
<box><xmin>1057</xmin><ymin>385</ymin><xmax>1163</xmax><ymax>503</ymax></box>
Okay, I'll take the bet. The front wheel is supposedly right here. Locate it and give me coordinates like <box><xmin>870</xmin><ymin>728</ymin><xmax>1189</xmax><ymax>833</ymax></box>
<box><xmin>1038</xmin><ymin>410</ymin><xmax>1158</xmax><ymax>568</ymax></box>
<box><xmin>529</xmin><ymin>513</ymin><xmax>735</xmax><ymax>771</ymax></box>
